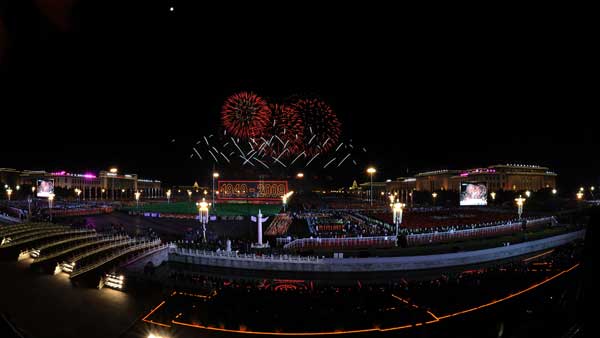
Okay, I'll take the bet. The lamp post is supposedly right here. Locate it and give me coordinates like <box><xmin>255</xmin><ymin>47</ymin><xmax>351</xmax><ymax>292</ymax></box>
<box><xmin>27</xmin><ymin>197</ymin><xmax>32</xmax><ymax>221</ymax></box>
<box><xmin>525</xmin><ymin>190</ymin><xmax>531</xmax><ymax>198</ymax></box>
<box><xmin>576</xmin><ymin>192</ymin><xmax>584</xmax><ymax>200</ymax></box>
<box><xmin>367</xmin><ymin>167</ymin><xmax>376</xmax><ymax>206</ymax></box>
<box><xmin>16</xmin><ymin>185</ymin><xmax>20</xmax><ymax>191</ymax></box>
<box><xmin>515</xmin><ymin>195</ymin><xmax>526</xmax><ymax>220</ymax></box>
<box><xmin>166</xmin><ymin>189</ymin><xmax>171</xmax><ymax>204</ymax></box>
<box><xmin>393</xmin><ymin>201</ymin><xmax>405</xmax><ymax>239</ymax></box>
<box><xmin>552</xmin><ymin>188</ymin><xmax>557</xmax><ymax>196</ymax></box>
<box><xmin>490</xmin><ymin>191</ymin><xmax>496</xmax><ymax>201</ymax></box>
<box><xmin>108</xmin><ymin>168</ymin><xmax>119</xmax><ymax>201</ymax></box>
<box><xmin>296</xmin><ymin>172</ymin><xmax>304</xmax><ymax>179</ymax></box>
<box><xmin>187</xmin><ymin>190</ymin><xmax>192</xmax><ymax>202</ymax></box>
<box><xmin>432</xmin><ymin>192</ymin><xmax>438</xmax><ymax>206</ymax></box>
<box><xmin>134</xmin><ymin>191</ymin><xmax>141</xmax><ymax>209</ymax></box>
<box><xmin>212</xmin><ymin>172</ymin><xmax>219</xmax><ymax>208</ymax></box>
<box><xmin>110</xmin><ymin>168</ymin><xmax>118</xmax><ymax>200</ymax></box>
<box><xmin>75</xmin><ymin>188</ymin><xmax>81</xmax><ymax>201</ymax></box>
<box><xmin>101</xmin><ymin>188</ymin><xmax>105</xmax><ymax>200</ymax></box>
<box><xmin>48</xmin><ymin>192</ymin><xmax>55</xmax><ymax>222</ymax></box>
<box><xmin>196</xmin><ymin>198</ymin><xmax>210</xmax><ymax>243</ymax></box>
<box><xmin>32</xmin><ymin>186</ymin><xmax>36</xmax><ymax>194</ymax></box>
<box><xmin>6</xmin><ymin>188</ymin><xmax>12</xmax><ymax>201</ymax></box>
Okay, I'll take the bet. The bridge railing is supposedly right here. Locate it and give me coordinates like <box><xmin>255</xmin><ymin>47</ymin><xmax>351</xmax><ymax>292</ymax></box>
<box><xmin>32</xmin><ymin>235</ymin><xmax>129</xmax><ymax>263</ymax></box>
<box><xmin>406</xmin><ymin>216</ymin><xmax>555</xmax><ymax>246</ymax></box>
<box><xmin>4</xmin><ymin>229</ymin><xmax>95</xmax><ymax>248</ymax></box>
<box><xmin>170</xmin><ymin>247</ymin><xmax>322</xmax><ymax>263</ymax></box>
<box><xmin>284</xmin><ymin>236</ymin><xmax>397</xmax><ymax>251</ymax></box>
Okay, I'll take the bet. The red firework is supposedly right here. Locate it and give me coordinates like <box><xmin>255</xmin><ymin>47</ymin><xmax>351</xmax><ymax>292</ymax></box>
<box><xmin>221</xmin><ymin>92</ymin><xmax>271</xmax><ymax>139</ymax></box>
<box><xmin>262</xmin><ymin>103</ymin><xmax>305</xmax><ymax>157</ymax></box>
<box><xmin>291</xmin><ymin>98</ymin><xmax>341</xmax><ymax>156</ymax></box>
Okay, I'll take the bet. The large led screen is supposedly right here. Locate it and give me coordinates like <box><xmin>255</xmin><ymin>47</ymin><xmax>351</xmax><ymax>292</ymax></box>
<box><xmin>460</xmin><ymin>182</ymin><xmax>487</xmax><ymax>206</ymax></box>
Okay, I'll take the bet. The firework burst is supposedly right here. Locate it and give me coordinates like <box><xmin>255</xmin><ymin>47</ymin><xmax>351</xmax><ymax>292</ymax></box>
<box><xmin>221</xmin><ymin>92</ymin><xmax>271</xmax><ymax>139</ymax></box>
<box><xmin>261</xmin><ymin>103</ymin><xmax>305</xmax><ymax>157</ymax></box>
<box><xmin>292</xmin><ymin>98</ymin><xmax>341</xmax><ymax>156</ymax></box>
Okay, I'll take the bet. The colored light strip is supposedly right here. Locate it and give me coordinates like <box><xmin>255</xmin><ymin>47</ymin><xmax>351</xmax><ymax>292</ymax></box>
<box><xmin>523</xmin><ymin>249</ymin><xmax>554</xmax><ymax>262</ymax></box>
<box><xmin>142</xmin><ymin>301</ymin><xmax>171</xmax><ymax>328</ymax></box>
<box><xmin>436</xmin><ymin>263</ymin><xmax>579</xmax><ymax>320</ymax></box>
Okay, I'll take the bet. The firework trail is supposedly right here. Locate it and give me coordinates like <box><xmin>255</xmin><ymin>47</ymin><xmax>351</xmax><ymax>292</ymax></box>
<box><xmin>337</xmin><ymin>153</ymin><xmax>351</xmax><ymax>167</ymax></box>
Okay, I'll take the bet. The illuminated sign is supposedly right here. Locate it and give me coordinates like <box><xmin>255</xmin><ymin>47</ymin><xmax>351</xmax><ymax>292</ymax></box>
<box><xmin>217</xmin><ymin>180</ymin><xmax>288</xmax><ymax>202</ymax></box>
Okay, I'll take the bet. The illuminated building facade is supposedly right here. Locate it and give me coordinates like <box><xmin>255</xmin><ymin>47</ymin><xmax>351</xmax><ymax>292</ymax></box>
<box><xmin>415</xmin><ymin>170</ymin><xmax>461</xmax><ymax>191</ymax></box>
<box><xmin>413</xmin><ymin>164</ymin><xmax>557</xmax><ymax>192</ymax></box>
<box><xmin>6</xmin><ymin>169</ymin><xmax>162</xmax><ymax>200</ymax></box>
<box><xmin>454</xmin><ymin>164</ymin><xmax>557</xmax><ymax>192</ymax></box>
<box><xmin>385</xmin><ymin>177</ymin><xmax>416</xmax><ymax>203</ymax></box>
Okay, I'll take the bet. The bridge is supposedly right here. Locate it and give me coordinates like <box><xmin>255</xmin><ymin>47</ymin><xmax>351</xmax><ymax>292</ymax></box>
<box><xmin>31</xmin><ymin>235</ymin><xmax>129</xmax><ymax>265</ymax></box>
<box><xmin>58</xmin><ymin>237</ymin><xmax>136</xmax><ymax>273</ymax></box>
<box><xmin>30</xmin><ymin>233</ymin><xmax>99</xmax><ymax>258</ymax></box>
<box><xmin>70</xmin><ymin>239</ymin><xmax>163</xmax><ymax>279</ymax></box>
<box><xmin>3</xmin><ymin>228</ymin><xmax>95</xmax><ymax>249</ymax></box>
<box><xmin>0</xmin><ymin>223</ymin><xmax>62</xmax><ymax>241</ymax></box>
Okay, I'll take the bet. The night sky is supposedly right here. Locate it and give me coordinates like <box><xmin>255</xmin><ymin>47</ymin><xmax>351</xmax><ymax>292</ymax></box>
<box><xmin>1</xmin><ymin>1</ymin><xmax>595</xmax><ymax>190</ymax></box>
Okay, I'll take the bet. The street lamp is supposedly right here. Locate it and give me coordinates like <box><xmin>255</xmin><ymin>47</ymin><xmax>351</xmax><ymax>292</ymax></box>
<box><xmin>187</xmin><ymin>190</ymin><xmax>192</xmax><ymax>202</ymax></box>
<box><xmin>6</xmin><ymin>188</ymin><xmax>12</xmax><ymax>201</ymax></box>
<box><xmin>101</xmin><ymin>188</ymin><xmax>105</xmax><ymax>200</ymax></box>
<box><xmin>282</xmin><ymin>191</ymin><xmax>294</xmax><ymax>213</ymax></box>
<box><xmin>490</xmin><ymin>191</ymin><xmax>496</xmax><ymax>201</ymax></box>
<box><xmin>16</xmin><ymin>185</ymin><xmax>20</xmax><ymax>191</ymax></box>
<box><xmin>212</xmin><ymin>172</ymin><xmax>219</xmax><ymax>207</ymax></box>
<box><xmin>432</xmin><ymin>192</ymin><xmax>438</xmax><ymax>206</ymax></box>
<box><xmin>576</xmin><ymin>192</ymin><xmax>584</xmax><ymax>200</ymax></box>
<box><xmin>393</xmin><ymin>201</ymin><xmax>405</xmax><ymax>238</ymax></box>
<box><xmin>75</xmin><ymin>188</ymin><xmax>81</xmax><ymax>201</ymax></box>
<box><xmin>552</xmin><ymin>188</ymin><xmax>557</xmax><ymax>195</ymax></box>
<box><xmin>109</xmin><ymin>168</ymin><xmax>118</xmax><ymax>200</ymax></box>
<box><xmin>32</xmin><ymin>186</ymin><xmax>36</xmax><ymax>194</ymax></box>
<box><xmin>366</xmin><ymin>167</ymin><xmax>376</xmax><ymax>207</ymax></box>
<box><xmin>515</xmin><ymin>195</ymin><xmax>526</xmax><ymax>220</ymax></box>
<box><xmin>525</xmin><ymin>190</ymin><xmax>531</xmax><ymax>198</ymax></box>
<box><xmin>134</xmin><ymin>191</ymin><xmax>141</xmax><ymax>209</ymax></box>
<box><xmin>296</xmin><ymin>172</ymin><xmax>304</xmax><ymax>179</ymax></box>
<box><xmin>48</xmin><ymin>192</ymin><xmax>55</xmax><ymax>222</ymax></box>
<box><xmin>166</xmin><ymin>189</ymin><xmax>172</xmax><ymax>203</ymax></box>
<box><xmin>196</xmin><ymin>198</ymin><xmax>210</xmax><ymax>243</ymax></box>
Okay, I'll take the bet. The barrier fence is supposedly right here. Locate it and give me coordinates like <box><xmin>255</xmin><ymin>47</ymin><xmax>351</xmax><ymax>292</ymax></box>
<box><xmin>283</xmin><ymin>217</ymin><xmax>556</xmax><ymax>250</ymax></box>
